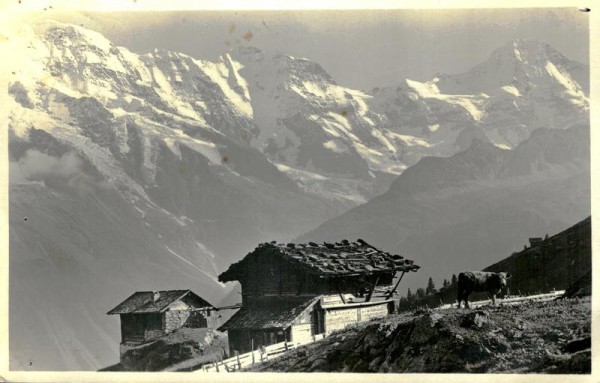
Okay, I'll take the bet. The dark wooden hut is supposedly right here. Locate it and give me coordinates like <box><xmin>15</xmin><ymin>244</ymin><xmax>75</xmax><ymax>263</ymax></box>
<box><xmin>218</xmin><ymin>239</ymin><xmax>420</xmax><ymax>353</ymax></box>
<box><xmin>107</xmin><ymin>289</ymin><xmax>218</xmax><ymax>347</ymax></box>
<box><xmin>529</xmin><ymin>237</ymin><xmax>543</xmax><ymax>247</ymax></box>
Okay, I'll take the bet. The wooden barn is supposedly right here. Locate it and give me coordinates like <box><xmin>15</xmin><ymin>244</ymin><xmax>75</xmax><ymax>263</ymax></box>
<box><xmin>107</xmin><ymin>290</ymin><xmax>218</xmax><ymax>349</ymax></box>
<box><xmin>218</xmin><ymin>239</ymin><xmax>420</xmax><ymax>354</ymax></box>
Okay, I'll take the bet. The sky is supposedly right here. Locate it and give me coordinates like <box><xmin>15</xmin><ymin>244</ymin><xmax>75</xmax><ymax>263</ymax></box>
<box><xmin>26</xmin><ymin>7</ymin><xmax>589</xmax><ymax>90</ymax></box>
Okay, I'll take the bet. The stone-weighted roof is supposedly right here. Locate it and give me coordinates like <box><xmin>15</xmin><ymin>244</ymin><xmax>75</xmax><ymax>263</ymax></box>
<box><xmin>107</xmin><ymin>289</ymin><xmax>214</xmax><ymax>315</ymax></box>
<box><xmin>219</xmin><ymin>239</ymin><xmax>419</xmax><ymax>282</ymax></box>
<box><xmin>219</xmin><ymin>297</ymin><xmax>320</xmax><ymax>331</ymax></box>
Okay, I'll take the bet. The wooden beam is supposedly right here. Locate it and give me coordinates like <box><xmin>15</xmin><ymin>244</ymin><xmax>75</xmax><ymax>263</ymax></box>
<box><xmin>385</xmin><ymin>271</ymin><xmax>406</xmax><ymax>300</ymax></box>
<box><xmin>365</xmin><ymin>276</ymin><xmax>380</xmax><ymax>302</ymax></box>
<box><xmin>336</xmin><ymin>285</ymin><xmax>346</xmax><ymax>304</ymax></box>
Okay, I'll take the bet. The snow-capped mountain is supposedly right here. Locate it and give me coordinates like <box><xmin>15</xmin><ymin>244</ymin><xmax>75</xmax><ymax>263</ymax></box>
<box><xmin>227</xmin><ymin>46</ymin><xmax>412</xmax><ymax>200</ymax></box>
<box><xmin>10</xmin><ymin>21</ymin><xmax>410</xmax><ymax>206</ymax></box>
<box><xmin>7</xmin><ymin>20</ymin><xmax>589</xmax><ymax>371</ymax></box>
<box><xmin>370</xmin><ymin>38</ymin><xmax>589</xmax><ymax>163</ymax></box>
<box><xmin>10</xmin><ymin>23</ymin><xmax>589</xmax><ymax>203</ymax></box>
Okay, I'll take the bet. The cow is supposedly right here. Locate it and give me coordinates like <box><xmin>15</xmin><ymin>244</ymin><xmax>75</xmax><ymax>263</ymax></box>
<box><xmin>457</xmin><ymin>271</ymin><xmax>511</xmax><ymax>308</ymax></box>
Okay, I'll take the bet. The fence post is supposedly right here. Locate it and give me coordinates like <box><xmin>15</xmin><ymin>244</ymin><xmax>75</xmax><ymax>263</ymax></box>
<box><xmin>236</xmin><ymin>350</ymin><xmax>241</xmax><ymax>369</ymax></box>
<box><xmin>284</xmin><ymin>340</ymin><xmax>288</xmax><ymax>351</ymax></box>
<box><xmin>252</xmin><ymin>350</ymin><xmax>255</xmax><ymax>365</ymax></box>
<box><xmin>215</xmin><ymin>361</ymin><xmax>220</xmax><ymax>372</ymax></box>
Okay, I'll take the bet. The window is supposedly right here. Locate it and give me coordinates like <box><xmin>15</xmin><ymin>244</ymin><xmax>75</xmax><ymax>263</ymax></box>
<box><xmin>146</xmin><ymin>313</ymin><xmax>163</xmax><ymax>331</ymax></box>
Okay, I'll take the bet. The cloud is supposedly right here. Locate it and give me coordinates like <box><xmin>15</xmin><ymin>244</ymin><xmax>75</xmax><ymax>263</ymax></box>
<box><xmin>10</xmin><ymin>150</ymin><xmax>83</xmax><ymax>184</ymax></box>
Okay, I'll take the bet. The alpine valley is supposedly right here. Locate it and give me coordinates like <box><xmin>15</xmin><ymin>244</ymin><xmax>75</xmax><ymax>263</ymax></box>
<box><xmin>7</xmin><ymin>21</ymin><xmax>589</xmax><ymax>370</ymax></box>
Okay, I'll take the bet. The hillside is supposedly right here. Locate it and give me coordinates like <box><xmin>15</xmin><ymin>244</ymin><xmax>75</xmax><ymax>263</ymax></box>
<box><xmin>400</xmin><ymin>216</ymin><xmax>591</xmax><ymax>308</ymax></box>
<box><xmin>100</xmin><ymin>328</ymin><xmax>228</xmax><ymax>372</ymax></box>
<box><xmin>485</xmin><ymin>216</ymin><xmax>591</xmax><ymax>295</ymax></box>
<box><xmin>249</xmin><ymin>298</ymin><xmax>591</xmax><ymax>373</ymax></box>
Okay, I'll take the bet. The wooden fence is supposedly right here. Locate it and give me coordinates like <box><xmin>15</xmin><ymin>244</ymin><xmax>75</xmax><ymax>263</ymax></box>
<box><xmin>437</xmin><ymin>290</ymin><xmax>566</xmax><ymax>310</ymax></box>
<box><xmin>194</xmin><ymin>333</ymin><xmax>326</xmax><ymax>373</ymax></box>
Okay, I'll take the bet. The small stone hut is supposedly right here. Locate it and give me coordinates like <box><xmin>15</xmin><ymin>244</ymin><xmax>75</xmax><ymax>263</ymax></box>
<box><xmin>107</xmin><ymin>289</ymin><xmax>218</xmax><ymax>349</ymax></box>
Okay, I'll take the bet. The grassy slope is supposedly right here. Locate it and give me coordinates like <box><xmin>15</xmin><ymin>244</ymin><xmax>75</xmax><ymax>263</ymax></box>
<box><xmin>401</xmin><ymin>216</ymin><xmax>591</xmax><ymax>308</ymax></box>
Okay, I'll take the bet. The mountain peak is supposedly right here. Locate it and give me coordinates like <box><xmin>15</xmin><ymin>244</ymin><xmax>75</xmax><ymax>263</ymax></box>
<box><xmin>510</xmin><ymin>37</ymin><xmax>547</xmax><ymax>49</ymax></box>
<box><xmin>490</xmin><ymin>38</ymin><xmax>564</xmax><ymax>65</ymax></box>
<box><xmin>31</xmin><ymin>20</ymin><xmax>115</xmax><ymax>53</ymax></box>
<box><xmin>227</xmin><ymin>45</ymin><xmax>265</xmax><ymax>62</ymax></box>
<box><xmin>433</xmin><ymin>37</ymin><xmax>585</xmax><ymax>96</ymax></box>
<box><xmin>460</xmin><ymin>136</ymin><xmax>504</xmax><ymax>157</ymax></box>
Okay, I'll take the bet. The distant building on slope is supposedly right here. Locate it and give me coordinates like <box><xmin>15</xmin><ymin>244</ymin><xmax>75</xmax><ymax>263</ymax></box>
<box><xmin>107</xmin><ymin>289</ymin><xmax>218</xmax><ymax>356</ymax></box>
<box><xmin>529</xmin><ymin>237</ymin><xmax>543</xmax><ymax>247</ymax></box>
<box><xmin>218</xmin><ymin>239</ymin><xmax>420</xmax><ymax>354</ymax></box>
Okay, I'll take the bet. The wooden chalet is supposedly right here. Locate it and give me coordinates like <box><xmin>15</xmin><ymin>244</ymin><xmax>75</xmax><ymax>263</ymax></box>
<box><xmin>107</xmin><ymin>290</ymin><xmax>218</xmax><ymax>353</ymax></box>
<box><xmin>529</xmin><ymin>237</ymin><xmax>543</xmax><ymax>247</ymax></box>
<box><xmin>218</xmin><ymin>239</ymin><xmax>420</xmax><ymax>354</ymax></box>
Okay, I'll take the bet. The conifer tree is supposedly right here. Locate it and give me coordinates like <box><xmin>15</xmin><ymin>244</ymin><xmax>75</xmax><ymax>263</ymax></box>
<box><xmin>426</xmin><ymin>277</ymin><xmax>436</xmax><ymax>295</ymax></box>
<box><xmin>451</xmin><ymin>274</ymin><xmax>458</xmax><ymax>286</ymax></box>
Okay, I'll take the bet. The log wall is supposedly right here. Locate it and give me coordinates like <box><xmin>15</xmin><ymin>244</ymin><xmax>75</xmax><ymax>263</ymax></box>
<box><xmin>323</xmin><ymin>301</ymin><xmax>390</xmax><ymax>335</ymax></box>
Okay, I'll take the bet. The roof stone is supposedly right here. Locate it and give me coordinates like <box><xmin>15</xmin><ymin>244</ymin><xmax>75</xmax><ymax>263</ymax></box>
<box><xmin>107</xmin><ymin>290</ymin><xmax>214</xmax><ymax>315</ymax></box>
<box><xmin>219</xmin><ymin>297</ymin><xmax>319</xmax><ymax>331</ymax></box>
<box><xmin>219</xmin><ymin>239</ymin><xmax>420</xmax><ymax>283</ymax></box>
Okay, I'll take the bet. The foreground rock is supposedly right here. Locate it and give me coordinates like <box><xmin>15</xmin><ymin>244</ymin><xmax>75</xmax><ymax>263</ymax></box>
<box><xmin>100</xmin><ymin>328</ymin><xmax>228</xmax><ymax>372</ymax></box>
<box><xmin>249</xmin><ymin>298</ymin><xmax>590</xmax><ymax>373</ymax></box>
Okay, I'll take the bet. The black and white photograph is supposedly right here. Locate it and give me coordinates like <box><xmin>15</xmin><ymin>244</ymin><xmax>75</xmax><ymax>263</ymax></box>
<box><xmin>1</xmin><ymin>1</ymin><xmax>595</xmax><ymax>380</ymax></box>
